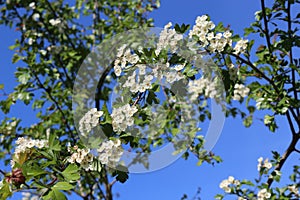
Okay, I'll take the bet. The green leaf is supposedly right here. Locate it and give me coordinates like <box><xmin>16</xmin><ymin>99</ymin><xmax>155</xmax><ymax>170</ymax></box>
<box><xmin>43</xmin><ymin>189</ymin><xmax>67</xmax><ymax>200</ymax></box>
<box><xmin>17</xmin><ymin>72</ymin><xmax>31</xmax><ymax>84</ymax></box>
<box><xmin>214</xmin><ymin>22</ymin><xmax>225</xmax><ymax>32</ymax></box>
<box><xmin>0</xmin><ymin>181</ymin><xmax>12</xmax><ymax>199</ymax></box>
<box><xmin>12</xmin><ymin>54</ymin><xmax>22</xmax><ymax>63</ymax></box>
<box><xmin>62</xmin><ymin>164</ymin><xmax>80</xmax><ymax>182</ymax></box>
<box><xmin>0</xmin><ymin>84</ymin><xmax>4</xmax><ymax>90</ymax></box>
<box><xmin>26</xmin><ymin>165</ymin><xmax>47</xmax><ymax>176</ymax></box>
<box><xmin>48</xmin><ymin>133</ymin><xmax>61</xmax><ymax>151</ymax></box>
<box><xmin>53</xmin><ymin>182</ymin><xmax>74</xmax><ymax>190</ymax></box>
<box><xmin>113</xmin><ymin>166</ymin><xmax>129</xmax><ymax>183</ymax></box>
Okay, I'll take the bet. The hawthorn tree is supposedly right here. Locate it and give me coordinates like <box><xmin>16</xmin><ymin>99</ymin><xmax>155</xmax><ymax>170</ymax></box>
<box><xmin>0</xmin><ymin>0</ymin><xmax>299</xmax><ymax>200</ymax></box>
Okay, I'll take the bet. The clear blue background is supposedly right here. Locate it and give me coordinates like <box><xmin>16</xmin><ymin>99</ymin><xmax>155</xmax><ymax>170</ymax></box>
<box><xmin>1</xmin><ymin>0</ymin><xmax>298</xmax><ymax>199</ymax></box>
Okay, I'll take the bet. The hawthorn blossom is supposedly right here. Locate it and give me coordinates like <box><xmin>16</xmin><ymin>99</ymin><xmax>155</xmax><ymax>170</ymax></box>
<box><xmin>189</xmin><ymin>15</ymin><xmax>232</xmax><ymax>53</ymax></box>
<box><xmin>29</xmin><ymin>2</ymin><xmax>35</xmax><ymax>9</ymax></box>
<box><xmin>232</xmin><ymin>83</ymin><xmax>250</xmax><ymax>101</ymax></box>
<box><xmin>155</xmin><ymin>22</ymin><xmax>183</xmax><ymax>56</ymax></box>
<box><xmin>67</xmin><ymin>146</ymin><xmax>94</xmax><ymax>171</ymax></box>
<box><xmin>97</xmin><ymin>139</ymin><xmax>123</xmax><ymax>165</ymax></box>
<box><xmin>111</xmin><ymin>104</ymin><xmax>138</xmax><ymax>132</ymax></box>
<box><xmin>188</xmin><ymin>77</ymin><xmax>220</xmax><ymax>100</ymax></box>
<box><xmin>233</xmin><ymin>39</ymin><xmax>248</xmax><ymax>55</ymax></box>
<box><xmin>13</xmin><ymin>137</ymin><xmax>48</xmax><ymax>166</ymax></box>
<box><xmin>288</xmin><ymin>185</ymin><xmax>300</xmax><ymax>197</ymax></box>
<box><xmin>219</xmin><ymin>176</ymin><xmax>240</xmax><ymax>193</ymax></box>
<box><xmin>28</xmin><ymin>38</ymin><xmax>34</xmax><ymax>45</ymax></box>
<box><xmin>257</xmin><ymin>188</ymin><xmax>271</xmax><ymax>200</ymax></box>
<box><xmin>114</xmin><ymin>46</ymin><xmax>139</xmax><ymax>76</ymax></box>
<box><xmin>257</xmin><ymin>157</ymin><xmax>272</xmax><ymax>171</ymax></box>
<box><xmin>32</xmin><ymin>13</ymin><xmax>40</xmax><ymax>21</ymax></box>
<box><xmin>79</xmin><ymin>108</ymin><xmax>103</xmax><ymax>137</ymax></box>
<box><xmin>49</xmin><ymin>18</ymin><xmax>61</xmax><ymax>26</ymax></box>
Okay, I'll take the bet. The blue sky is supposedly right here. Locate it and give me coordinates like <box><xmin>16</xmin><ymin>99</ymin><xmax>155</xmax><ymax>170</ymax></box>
<box><xmin>0</xmin><ymin>0</ymin><xmax>298</xmax><ymax>199</ymax></box>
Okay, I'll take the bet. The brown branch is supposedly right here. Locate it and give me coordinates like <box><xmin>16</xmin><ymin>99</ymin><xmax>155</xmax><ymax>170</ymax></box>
<box><xmin>260</xmin><ymin>0</ymin><xmax>272</xmax><ymax>52</ymax></box>
<box><xmin>30</xmin><ymin>69</ymin><xmax>77</xmax><ymax>144</ymax></box>
<box><xmin>230</xmin><ymin>53</ymin><xmax>280</xmax><ymax>94</ymax></box>
<box><xmin>267</xmin><ymin>132</ymin><xmax>299</xmax><ymax>187</ymax></box>
<box><xmin>287</xmin><ymin>2</ymin><xmax>300</xmax><ymax>117</ymax></box>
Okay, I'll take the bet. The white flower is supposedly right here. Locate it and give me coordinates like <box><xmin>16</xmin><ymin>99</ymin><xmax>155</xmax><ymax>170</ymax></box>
<box><xmin>28</xmin><ymin>38</ymin><xmax>34</xmax><ymax>45</ymax></box>
<box><xmin>288</xmin><ymin>185</ymin><xmax>299</xmax><ymax>196</ymax></box>
<box><xmin>79</xmin><ymin>108</ymin><xmax>103</xmax><ymax>137</ymax></box>
<box><xmin>174</xmin><ymin>64</ymin><xmax>184</xmax><ymax>71</ymax></box>
<box><xmin>233</xmin><ymin>39</ymin><xmax>248</xmax><ymax>55</ymax></box>
<box><xmin>233</xmin><ymin>84</ymin><xmax>250</xmax><ymax>101</ymax></box>
<box><xmin>39</xmin><ymin>49</ymin><xmax>47</xmax><ymax>56</ymax></box>
<box><xmin>13</xmin><ymin>137</ymin><xmax>48</xmax><ymax>161</ymax></box>
<box><xmin>257</xmin><ymin>188</ymin><xmax>271</xmax><ymax>200</ymax></box>
<box><xmin>219</xmin><ymin>176</ymin><xmax>240</xmax><ymax>193</ymax></box>
<box><xmin>32</xmin><ymin>13</ymin><xmax>40</xmax><ymax>21</ymax></box>
<box><xmin>67</xmin><ymin>147</ymin><xmax>94</xmax><ymax>171</ymax></box>
<box><xmin>223</xmin><ymin>30</ymin><xmax>232</xmax><ymax>39</ymax></box>
<box><xmin>111</xmin><ymin>104</ymin><xmax>138</xmax><ymax>132</ymax></box>
<box><xmin>49</xmin><ymin>18</ymin><xmax>61</xmax><ymax>26</ymax></box>
<box><xmin>29</xmin><ymin>2</ymin><xmax>35</xmax><ymax>9</ymax></box>
<box><xmin>97</xmin><ymin>139</ymin><xmax>123</xmax><ymax>165</ymax></box>
<box><xmin>257</xmin><ymin>157</ymin><xmax>272</xmax><ymax>171</ymax></box>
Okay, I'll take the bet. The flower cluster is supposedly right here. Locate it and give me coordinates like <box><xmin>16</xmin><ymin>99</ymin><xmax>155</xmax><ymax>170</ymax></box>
<box><xmin>29</xmin><ymin>2</ymin><xmax>36</xmax><ymax>9</ymax></box>
<box><xmin>67</xmin><ymin>146</ymin><xmax>94</xmax><ymax>171</ymax></box>
<box><xmin>111</xmin><ymin>104</ymin><xmax>138</xmax><ymax>132</ymax></box>
<box><xmin>49</xmin><ymin>18</ymin><xmax>61</xmax><ymax>26</ymax></box>
<box><xmin>122</xmin><ymin>70</ymin><xmax>154</xmax><ymax>93</ymax></box>
<box><xmin>233</xmin><ymin>39</ymin><xmax>248</xmax><ymax>55</ymax></box>
<box><xmin>188</xmin><ymin>77</ymin><xmax>219</xmax><ymax>101</ymax></box>
<box><xmin>189</xmin><ymin>15</ymin><xmax>232</xmax><ymax>53</ymax></box>
<box><xmin>15</xmin><ymin>137</ymin><xmax>47</xmax><ymax>155</ymax></box>
<box><xmin>79</xmin><ymin>108</ymin><xmax>103</xmax><ymax>137</ymax></box>
<box><xmin>288</xmin><ymin>185</ymin><xmax>300</xmax><ymax>197</ymax></box>
<box><xmin>257</xmin><ymin>157</ymin><xmax>272</xmax><ymax>171</ymax></box>
<box><xmin>155</xmin><ymin>22</ymin><xmax>183</xmax><ymax>56</ymax></box>
<box><xmin>97</xmin><ymin>139</ymin><xmax>123</xmax><ymax>165</ymax></box>
<box><xmin>219</xmin><ymin>176</ymin><xmax>240</xmax><ymax>193</ymax></box>
<box><xmin>257</xmin><ymin>188</ymin><xmax>271</xmax><ymax>200</ymax></box>
<box><xmin>233</xmin><ymin>83</ymin><xmax>250</xmax><ymax>101</ymax></box>
<box><xmin>114</xmin><ymin>45</ymin><xmax>139</xmax><ymax>76</ymax></box>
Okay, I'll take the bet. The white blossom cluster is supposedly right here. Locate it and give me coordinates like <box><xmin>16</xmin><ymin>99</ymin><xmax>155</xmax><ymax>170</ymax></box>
<box><xmin>219</xmin><ymin>176</ymin><xmax>240</xmax><ymax>193</ymax></box>
<box><xmin>155</xmin><ymin>22</ymin><xmax>183</xmax><ymax>56</ymax></box>
<box><xmin>288</xmin><ymin>185</ymin><xmax>300</xmax><ymax>197</ymax></box>
<box><xmin>67</xmin><ymin>146</ymin><xmax>94</xmax><ymax>171</ymax></box>
<box><xmin>233</xmin><ymin>83</ymin><xmax>250</xmax><ymax>101</ymax></box>
<box><xmin>29</xmin><ymin>2</ymin><xmax>36</xmax><ymax>9</ymax></box>
<box><xmin>233</xmin><ymin>39</ymin><xmax>248</xmax><ymax>55</ymax></box>
<box><xmin>187</xmin><ymin>77</ymin><xmax>219</xmax><ymax>101</ymax></box>
<box><xmin>257</xmin><ymin>188</ymin><xmax>271</xmax><ymax>200</ymax></box>
<box><xmin>257</xmin><ymin>157</ymin><xmax>272</xmax><ymax>171</ymax></box>
<box><xmin>122</xmin><ymin>70</ymin><xmax>154</xmax><ymax>93</ymax></box>
<box><xmin>79</xmin><ymin>108</ymin><xmax>103</xmax><ymax>137</ymax></box>
<box><xmin>97</xmin><ymin>139</ymin><xmax>123</xmax><ymax>165</ymax></box>
<box><xmin>189</xmin><ymin>15</ymin><xmax>233</xmax><ymax>53</ymax></box>
<box><xmin>15</xmin><ymin>137</ymin><xmax>48</xmax><ymax>155</ymax></box>
<box><xmin>111</xmin><ymin>104</ymin><xmax>138</xmax><ymax>132</ymax></box>
<box><xmin>49</xmin><ymin>18</ymin><xmax>62</xmax><ymax>26</ymax></box>
<box><xmin>114</xmin><ymin>45</ymin><xmax>139</xmax><ymax>76</ymax></box>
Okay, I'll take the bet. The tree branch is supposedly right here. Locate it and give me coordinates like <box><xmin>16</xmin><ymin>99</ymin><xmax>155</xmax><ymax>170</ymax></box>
<box><xmin>260</xmin><ymin>0</ymin><xmax>272</xmax><ymax>52</ymax></box>
<box><xmin>267</xmin><ymin>132</ymin><xmax>299</xmax><ymax>187</ymax></box>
